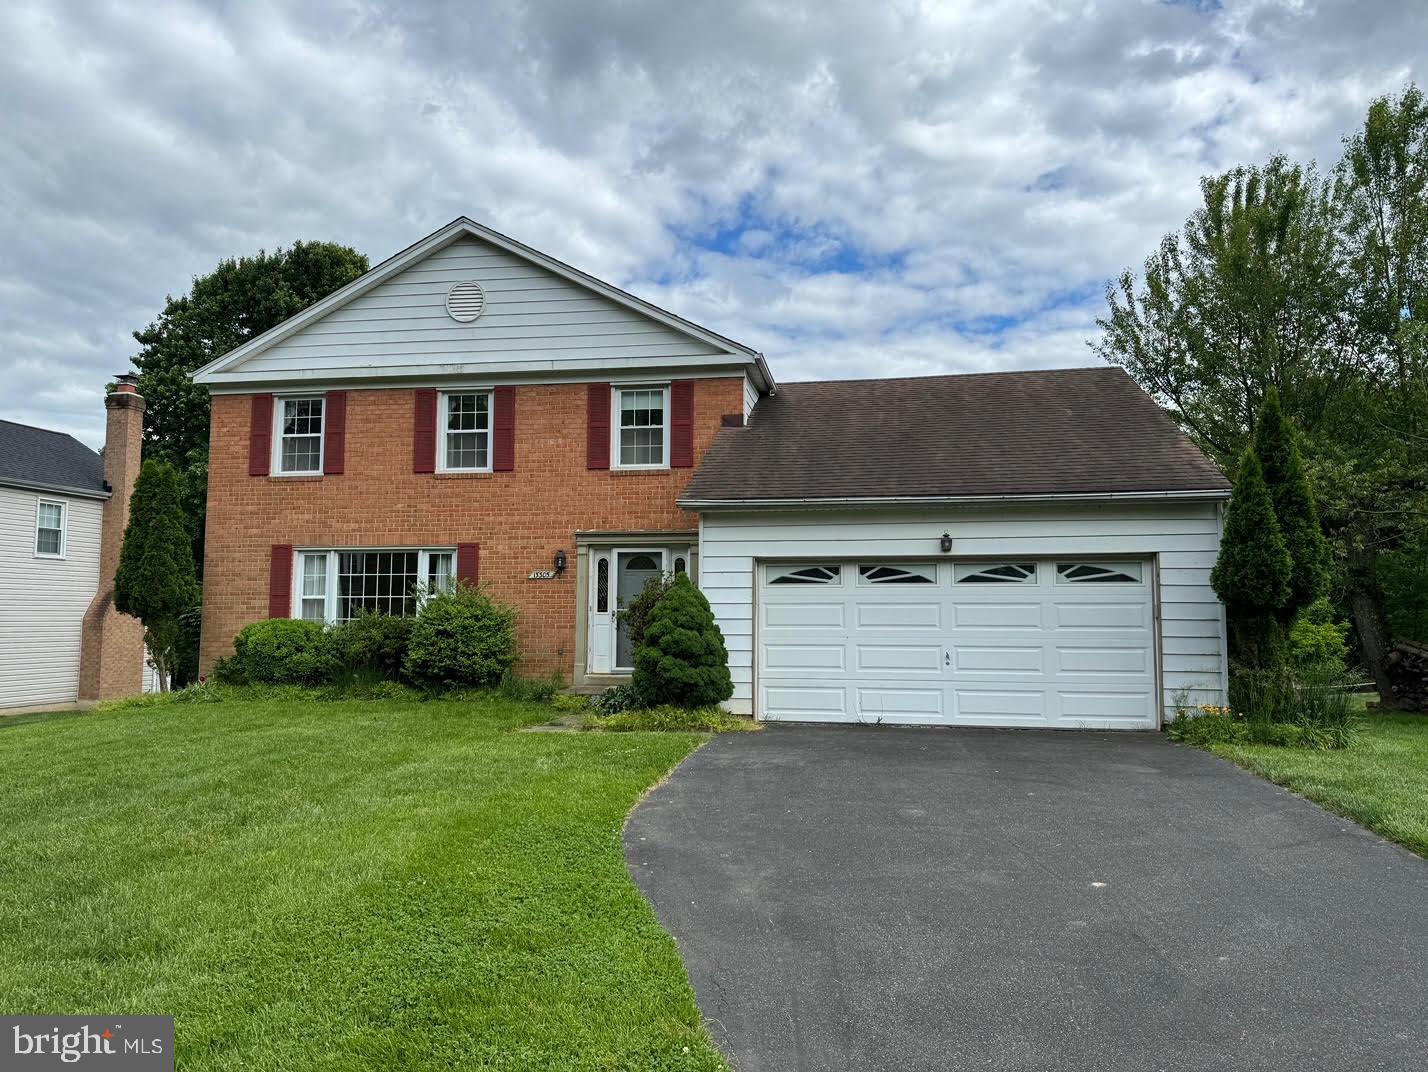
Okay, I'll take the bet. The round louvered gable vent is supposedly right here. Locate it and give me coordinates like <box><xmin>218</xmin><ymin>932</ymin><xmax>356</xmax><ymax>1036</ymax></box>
<box><xmin>446</xmin><ymin>281</ymin><xmax>486</xmax><ymax>323</ymax></box>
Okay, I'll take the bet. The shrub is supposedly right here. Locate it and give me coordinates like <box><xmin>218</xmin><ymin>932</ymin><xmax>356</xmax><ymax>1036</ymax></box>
<box><xmin>589</xmin><ymin>682</ymin><xmax>650</xmax><ymax>716</ymax></box>
<box><xmin>220</xmin><ymin>619</ymin><xmax>337</xmax><ymax>686</ymax></box>
<box><xmin>1289</xmin><ymin>598</ymin><xmax>1351</xmax><ymax>669</ymax></box>
<box><xmin>1227</xmin><ymin>660</ymin><xmax>1356</xmax><ymax>749</ymax></box>
<box><xmin>1213</xmin><ymin>449</ymin><xmax>1295</xmax><ymax>669</ymax></box>
<box><xmin>551</xmin><ymin>692</ymin><xmax>591</xmax><ymax>714</ymax></box>
<box><xmin>616</xmin><ymin>573</ymin><xmax>675</xmax><ymax>654</ymax></box>
<box><xmin>632</xmin><ymin>574</ymin><xmax>733</xmax><ymax>709</ymax></box>
<box><xmin>1167</xmin><ymin>708</ymin><xmax>1247</xmax><ymax>746</ymax></box>
<box><xmin>326</xmin><ymin>611</ymin><xmax>415</xmax><ymax>681</ymax></box>
<box><xmin>1253</xmin><ymin>388</ymin><xmax>1330</xmax><ymax>620</ymax></box>
<box><xmin>404</xmin><ymin>584</ymin><xmax>517</xmax><ymax>690</ymax></box>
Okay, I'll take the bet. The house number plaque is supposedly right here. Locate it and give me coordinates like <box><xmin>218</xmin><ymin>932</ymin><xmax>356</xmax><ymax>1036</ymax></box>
<box><xmin>528</xmin><ymin>569</ymin><xmax>557</xmax><ymax>580</ymax></box>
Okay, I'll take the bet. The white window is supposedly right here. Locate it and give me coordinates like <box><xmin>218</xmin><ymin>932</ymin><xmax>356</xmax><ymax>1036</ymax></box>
<box><xmin>35</xmin><ymin>499</ymin><xmax>65</xmax><ymax>557</ymax></box>
<box><xmin>293</xmin><ymin>548</ymin><xmax>455</xmax><ymax>623</ymax></box>
<box><xmin>768</xmin><ymin>564</ymin><xmax>842</xmax><ymax>585</ymax></box>
<box><xmin>439</xmin><ymin>391</ymin><xmax>492</xmax><ymax>471</ymax></box>
<box><xmin>858</xmin><ymin>564</ymin><xmax>936</xmax><ymax>585</ymax></box>
<box><xmin>299</xmin><ymin>553</ymin><xmax>328</xmax><ymax>621</ymax></box>
<box><xmin>614</xmin><ymin>386</ymin><xmax>669</xmax><ymax>468</ymax></box>
<box><xmin>955</xmin><ymin>562</ymin><xmax>1038</xmax><ymax>584</ymax></box>
<box><xmin>1056</xmin><ymin>561</ymin><xmax>1143</xmax><ymax>584</ymax></box>
<box><xmin>275</xmin><ymin>397</ymin><xmax>324</xmax><ymax>474</ymax></box>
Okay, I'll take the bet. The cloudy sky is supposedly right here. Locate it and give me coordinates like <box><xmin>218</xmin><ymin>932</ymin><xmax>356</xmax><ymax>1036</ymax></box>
<box><xmin>2</xmin><ymin>0</ymin><xmax>1423</xmax><ymax>447</ymax></box>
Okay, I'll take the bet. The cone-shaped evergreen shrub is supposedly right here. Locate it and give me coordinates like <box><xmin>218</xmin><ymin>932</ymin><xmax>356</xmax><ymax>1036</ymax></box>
<box><xmin>1212</xmin><ymin>448</ymin><xmax>1293</xmax><ymax>614</ymax></box>
<box><xmin>632</xmin><ymin>574</ymin><xmax>733</xmax><ymax>709</ymax></box>
<box><xmin>1252</xmin><ymin>388</ymin><xmax>1329</xmax><ymax>620</ymax></box>
<box><xmin>114</xmin><ymin>459</ymin><xmax>200</xmax><ymax>687</ymax></box>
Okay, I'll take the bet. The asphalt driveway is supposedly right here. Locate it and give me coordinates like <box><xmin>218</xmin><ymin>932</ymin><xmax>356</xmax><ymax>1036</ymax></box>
<box><xmin>625</xmin><ymin>726</ymin><xmax>1428</xmax><ymax>1071</ymax></box>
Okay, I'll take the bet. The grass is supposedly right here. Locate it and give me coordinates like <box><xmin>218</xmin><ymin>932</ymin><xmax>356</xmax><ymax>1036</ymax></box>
<box><xmin>585</xmin><ymin>706</ymin><xmax>761</xmax><ymax>734</ymax></box>
<box><xmin>0</xmin><ymin>692</ymin><xmax>729</xmax><ymax>1071</ymax></box>
<box><xmin>1206</xmin><ymin>709</ymin><xmax>1428</xmax><ymax>858</ymax></box>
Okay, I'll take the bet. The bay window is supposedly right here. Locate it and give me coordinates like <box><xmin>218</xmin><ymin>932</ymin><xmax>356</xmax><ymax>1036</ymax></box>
<box><xmin>293</xmin><ymin>548</ymin><xmax>456</xmax><ymax>622</ymax></box>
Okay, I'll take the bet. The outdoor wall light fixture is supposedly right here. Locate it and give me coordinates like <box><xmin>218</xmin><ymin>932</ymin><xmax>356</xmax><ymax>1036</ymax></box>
<box><xmin>554</xmin><ymin>549</ymin><xmax>568</xmax><ymax>574</ymax></box>
<box><xmin>940</xmin><ymin>532</ymin><xmax>953</xmax><ymax>553</ymax></box>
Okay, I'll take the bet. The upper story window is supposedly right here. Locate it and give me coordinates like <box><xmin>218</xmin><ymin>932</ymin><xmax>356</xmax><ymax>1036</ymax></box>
<box><xmin>275</xmin><ymin>397</ymin><xmax>324</xmax><ymax>474</ymax></box>
<box><xmin>35</xmin><ymin>499</ymin><xmax>65</xmax><ymax>557</ymax></box>
<box><xmin>440</xmin><ymin>391</ymin><xmax>492</xmax><ymax>471</ymax></box>
<box><xmin>614</xmin><ymin>386</ymin><xmax>669</xmax><ymax>469</ymax></box>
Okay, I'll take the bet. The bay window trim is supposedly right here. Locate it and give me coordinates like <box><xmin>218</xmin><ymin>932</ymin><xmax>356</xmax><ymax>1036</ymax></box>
<box><xmin>611</xmin><ymin>383</ymin><xmax>671</xmax><ymax>470</ymax></box>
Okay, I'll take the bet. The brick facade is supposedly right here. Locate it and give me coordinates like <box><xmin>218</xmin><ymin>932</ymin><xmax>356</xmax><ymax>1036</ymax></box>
<box><xmin>199</xmin><ymin>377</ymin><xmax>746</xmax><ymax>679</ymax></box>
<box><xmin>78</xmin><ymin>381</ymin><xmax>147</xmax><ymax>701</ymax></box>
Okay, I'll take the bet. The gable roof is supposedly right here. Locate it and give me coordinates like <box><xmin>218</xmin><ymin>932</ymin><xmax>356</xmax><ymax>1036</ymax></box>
<box><xmin>192</xmin><ymin>217</ymin><xmax>774</xmax><ymax>390</ymax></box>
<box><xmin>679</xmin><ymin>367</ymin><xmax>1230</xmax><ymax>507</ymax></box>
<box><xmin>0</xmin><ymin>419</ymin><xmax>107</xmax><ymax>499</ymax></box>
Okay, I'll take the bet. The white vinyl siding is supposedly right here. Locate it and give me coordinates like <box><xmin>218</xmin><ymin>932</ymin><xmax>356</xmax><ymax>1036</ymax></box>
<box><xmin>698</xmin><ymin>501</ymin><xmax>1227</xmax><ymax>723</ymax></box>
<box><xmin>743</xmin><ymin>374</ymin><xmax>760</xmax><ymax>418</ymax></box>
<box><xmin>240</xmin><ymin>235</ymin><xmax>727</xmax><ymax>379</ymax></box>
<box><xmin>0</xmin><ymin>488</ymin><xmax>103</xmax><ymax>708</ymax></box>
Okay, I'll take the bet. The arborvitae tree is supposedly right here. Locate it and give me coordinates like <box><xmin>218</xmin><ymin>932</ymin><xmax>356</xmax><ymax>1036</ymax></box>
<box><xmin>1212</xmin><ymin>449</ymin><xmax>1294</xmax><ymax>668</ymax></box>
<box><xmin>1253</xmin><ymin>388</ymin><xmax>1330</xmax><ymax>620</ymax></box>
<box><xmin>632</xmin><ymin>574</ymin><xmax>734</xmax><ymax>709</ymax></box>
<box><xmin>114</xmin><ymin>460</ymin><xmax>201</xmax><ymax>690</ymax></box>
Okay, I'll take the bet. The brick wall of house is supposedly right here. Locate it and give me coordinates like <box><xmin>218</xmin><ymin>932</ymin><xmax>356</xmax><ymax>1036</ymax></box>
<box><xmin>199</xmin><ymin>377</ymin><xmax>747</xmax><ymax>679</ymax></box>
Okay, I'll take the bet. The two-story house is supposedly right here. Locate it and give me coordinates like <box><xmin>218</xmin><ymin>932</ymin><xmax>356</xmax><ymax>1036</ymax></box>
<box><xmin>193</xmin><ymin>217</ymin><xmax>1232</xmax><ymax>730</ymax></box>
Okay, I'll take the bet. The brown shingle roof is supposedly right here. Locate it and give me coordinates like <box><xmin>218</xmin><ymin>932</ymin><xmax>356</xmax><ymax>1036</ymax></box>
<box><xmin>679</xmin><ymin>367</ymin><xmax>1229</xmax><ymax>506</ymax></box>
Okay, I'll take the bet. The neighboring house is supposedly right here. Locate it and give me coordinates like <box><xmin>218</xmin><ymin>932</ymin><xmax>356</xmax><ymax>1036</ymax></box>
<box><xmin>191</xmin><ymin>217</ymin><xmax>1230</xmax><ymax>728</ymax></box>
<box><xmin>0</xmin><ymin>378</ymin><xmax>148</xmax><ymax>709</ymax></box>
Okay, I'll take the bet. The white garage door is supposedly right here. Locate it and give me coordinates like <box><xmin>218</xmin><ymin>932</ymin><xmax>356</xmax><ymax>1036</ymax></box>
<box><xmin>757</xmin><ymin>559</ymin><xmax>1157</xmax><ymax>729</ymax></box>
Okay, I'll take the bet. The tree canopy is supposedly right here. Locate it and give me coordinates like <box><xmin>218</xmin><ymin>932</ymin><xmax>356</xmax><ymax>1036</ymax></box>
<box><xmin>133</xmin><ymin>240</ymin><xmax>369</xmax><ymax>468</ymax></box>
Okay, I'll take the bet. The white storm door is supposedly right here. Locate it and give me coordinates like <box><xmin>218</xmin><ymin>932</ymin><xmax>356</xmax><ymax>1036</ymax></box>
<box><xmin>588</xmin><ymin>549</ymin><xmax>614</xmax><ymax>674</ymax></box>
<box><xmin>614</xmin><ymin>549</ymin><xmax>668</xmax><ymax>670</ymax></box>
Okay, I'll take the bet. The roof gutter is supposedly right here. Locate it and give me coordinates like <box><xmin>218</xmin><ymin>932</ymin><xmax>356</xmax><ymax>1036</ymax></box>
<box><xmin>0</xmin><ymin>476</ymin><xmax>110</xmax><ymax>501</ymax></box>
<box><xmin>680</xmin><ymin>488</ymin><xmax>1232</xmax><ymax>510</ymax></box>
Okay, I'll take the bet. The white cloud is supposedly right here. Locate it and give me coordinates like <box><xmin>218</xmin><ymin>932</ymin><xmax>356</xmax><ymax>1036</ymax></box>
<box><xmin>0</xmin><ymin>0</ymin><xmax>1423</xmax><ymax>445</ymax></box>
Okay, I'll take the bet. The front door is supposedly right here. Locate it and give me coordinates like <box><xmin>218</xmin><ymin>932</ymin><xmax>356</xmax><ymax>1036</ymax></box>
<box><xmin>615</xmin><ymin>550</ymin><xmax>667</xmax><ymax>669</ymax></box>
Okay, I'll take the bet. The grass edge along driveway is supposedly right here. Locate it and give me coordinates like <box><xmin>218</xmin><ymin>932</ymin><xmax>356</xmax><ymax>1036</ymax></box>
<box><xmin>1208</xmin><ymin>710</ymin><xmax>1428</xmax><ymax>858</ymax></box>
<box><xmin>0</xmin><ymin>695</ymin><xmax>730</xmax><ymax>1071</ymax></box>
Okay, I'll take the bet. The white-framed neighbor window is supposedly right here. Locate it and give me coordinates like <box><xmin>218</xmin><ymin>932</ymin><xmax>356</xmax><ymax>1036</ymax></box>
<box><xmin>34</xmin><ymin>499</ymin><xmax>66</xmax><ymax>558</ymax></box>
<box><xmin>274</xmin><ymin>396</ymin><xmax>324</xmax><ymax>475</ymax></box>
<box><xmin>439</xmin><ymin>390</ymin><xmax>492</xmax><ymax>472</ymax></box>
<box><xmin>293</xmin><ymin>547</ymin><xmax>455</xmax><ymax>623</ymax></box>
<box><xmin>613</xmin><ymin>385</ymin><xmax>669</xmax><ymax>469</ymax></box>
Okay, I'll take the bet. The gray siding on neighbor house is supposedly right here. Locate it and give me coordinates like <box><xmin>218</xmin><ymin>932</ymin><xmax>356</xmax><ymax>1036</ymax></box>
<box><xmin>0</xmin><ymin>486</ymin><xmax>102</xmax><ymax>708</ymax></box>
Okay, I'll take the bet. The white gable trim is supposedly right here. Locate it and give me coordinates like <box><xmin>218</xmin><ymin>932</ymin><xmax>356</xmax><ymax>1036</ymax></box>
<box><xmin>192</xmin><ymin>217</ymin><xmax>775</xmax><ymax>391</ymax></box>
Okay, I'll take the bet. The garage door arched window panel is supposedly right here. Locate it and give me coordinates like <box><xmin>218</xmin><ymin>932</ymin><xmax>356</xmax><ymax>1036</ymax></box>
<box><xmin>767</xmin><ymin>564</ymin><xmax>842</xmax><ymax>585</ymax></box>
<box><xmin>954</xmin><ymin>562</ymin><xmax>1037</xmax><ymax>584</ymax></box>
<box><xmin>858</xmin><ymin>564</ymin><xmax>935</xmax><ymax>584</ymax></box>
<box><xmin>1056</xmin><ymin>562</ymin><xmax>1143</xmax><ymax>584</ymax></box>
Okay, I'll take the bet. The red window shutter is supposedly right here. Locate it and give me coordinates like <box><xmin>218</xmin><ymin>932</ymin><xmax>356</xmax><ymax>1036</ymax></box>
<box><xmin>413</xmin><ymin>389</ymin><xmax>437</xmax><ymax>473</ymax></box>
<box><xmin>268</xmin><ymin>544</ymin><xmax>293</xmax><ymax>618</ymax></box>
<box><xmin>248</xmin><ymin>393</ymin><xmax>273</xmax><ymax>476</ymax></box>
<box><xmin>671</xmin><ymin>379</ymin><xmax>695</xmax><ymax>468</ymax></box>
<box><xmin>493</xmin><ymin>387</ymin><xmax>516</xmax><ymax>472</ymax></box>
<box><xmin>587</xmin><ymin>382</ymin><xmax>611</xmax><ymax>470</ymax></box>
<box><xmin>323</xmin><ymin>391</ymin><xmax>347</xmax><ymax>474</ymax></box>
<box><xmin>456</xmin><ymin>543</ymin><xmax>480</xmax><ymax>586</ymax></box>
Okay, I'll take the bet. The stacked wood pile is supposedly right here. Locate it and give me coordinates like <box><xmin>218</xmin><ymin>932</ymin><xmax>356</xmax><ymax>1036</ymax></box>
<box><xmin>1387</xmin><ymin>640</ymin><xmax>1428</xmax><ymax>711</ymax></box>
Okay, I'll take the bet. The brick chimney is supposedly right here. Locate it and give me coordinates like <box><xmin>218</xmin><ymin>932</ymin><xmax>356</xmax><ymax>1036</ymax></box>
<box><xmin>78</xmin><ymin>373</ymin><xmax>148</xmax><ymax>701</ymax></box>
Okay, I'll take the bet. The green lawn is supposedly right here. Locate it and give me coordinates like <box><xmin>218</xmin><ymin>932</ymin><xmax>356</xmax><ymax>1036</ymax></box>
<box><xmin>1210</xmin><ymin>710</ymin><xmax>1428</xmax><ymax>857</ymax></box>
<box><xmin>0</xmin><ymin>694</ymin><xmax>727</xmax><ymax>1071</ymax></box>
